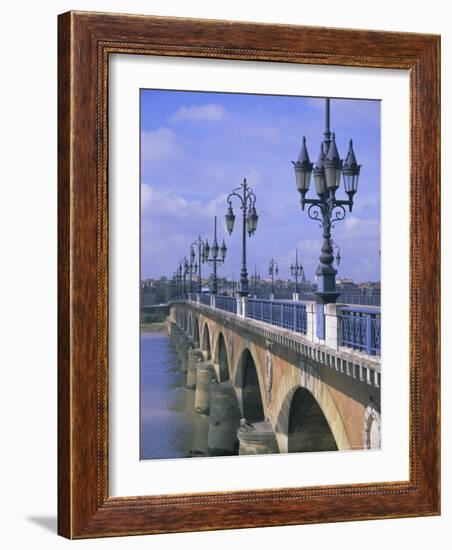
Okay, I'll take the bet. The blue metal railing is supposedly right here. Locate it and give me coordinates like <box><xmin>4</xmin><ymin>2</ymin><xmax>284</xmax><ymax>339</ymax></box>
<box><xmin>273</xmin><ymin>292</ymin><xmax>293</xmax><ymax>300</ymax></box>
<box><xmin>199</xmin><ymin>293</ymin><xmax>211</xmax><ymax>306</ymax></box>
<box><xmin>215</xmin><ymin>295</ymin><xmax>236</xmax><ymax>313</ymax></box>
<box><xmin>182</xmin><ymin>293</ymin><xmax>380</xmax><ymax>357</ymax></box>
<box><xmin>250</xmin><ymin>292</ymin><xmax>315</xmax><ymax>301</ymax></box>
<box><xmin>248</xmin><ymin>299</ymin><xmax>307</xmax><ymax>335</ymax></box>
<box><xmin>338</xmin><ymin>306</ymin><xmax>381</xmax><ymax>356</ymax></box>
<box><xmin>337</xmin><ymin>294</ymin><xmax>380</xmax><ymax>307</ymax></box>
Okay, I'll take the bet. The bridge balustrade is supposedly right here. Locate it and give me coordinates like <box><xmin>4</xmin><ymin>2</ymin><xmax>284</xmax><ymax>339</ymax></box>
<box><xmin>199</xmin><ymin>293</ymin><xmax>211</xmax><ymax>306</ymax></box>
<box><xmin>338</xmin><ymin>306</ymin><xmax>381</xmax><ymax>356</ymax></box>
<box><xmin>184</xmin><ymin>293</ymin><xmax>380</xmax><ymax>358</ymax></box>
<box><xmin>337</xmin><ymin>294</ymin><xmax>381</xmax><ymax>307</ymax></box>
<box><xmin>248</xmin><ymin>299</ymin><xmax>307</xmax><ymax>335</ymax></box>
<box><xmin>215</xmin><ymin>295</ymin><xmax>237</xmax><ymax>313</ymax></box>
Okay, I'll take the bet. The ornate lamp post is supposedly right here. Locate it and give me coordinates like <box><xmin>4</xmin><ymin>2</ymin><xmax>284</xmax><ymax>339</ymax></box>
<box><xmin>175</xmin><ymin>266</ymin><xmax>182</xmax><ymax>298</ymax></box>
<box><xmin>188</xmin><ymin>241</ymin><xmax>199</xmax><ymax>293</ymax></box>
<box><xmin>189</xmin><ymin>236</ymin><xmax>204</xmax><ymax>293</ymax></box>
<box><xmin>225</xmin><ymin>178</ymin><xmax>258</xmax><ymax>296</ymax></box>
<box><xmin>250</xmin><ymin>265</ymin><xmax>260</xmax><ymax>296</ymax></box>
<box><xmin>268</xmin><ymin>258</ymin><xmax>278</xmax><ymax>298</ymax></box>
<box><xmin>330</xmin><ymin>239</ymin><xmax>341</xmax><ymax>267</ymax></box>
<box><xmin>170</xmin><ymin>273</ymin><xmax>177</xmax><ymax>299</ymax></box>
<box><xmin>178</xmin><ymin>258</ymin><xmax>189</xmax><ymax>298</ymax></box>
<box><xmin>202</xmin><ymin>216</ymin><xmax>227</xmax><ymax>295</ymax></box>
<box><xmin>290</xmin><ymin>250</ymin><xmax>304</xmax><ymax>295</ymax></box>
<box><xmin>292</xmin><ymin>97</ymin><xmax>361</xmax><ymax>304</ymax></box>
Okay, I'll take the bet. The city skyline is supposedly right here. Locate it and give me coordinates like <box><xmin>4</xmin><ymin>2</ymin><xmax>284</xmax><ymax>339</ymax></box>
<box><xmin>140</xmin><ymin>90</ymin><xmax>381</xmax><ymax>282</ymax></box>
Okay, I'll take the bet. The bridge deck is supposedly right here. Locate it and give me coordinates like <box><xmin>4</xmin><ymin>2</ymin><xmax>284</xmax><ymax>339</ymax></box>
<box><xmin>184</xmin><ymin>299</ymin><xmax>380</xmax><ymax>390</ymax></box>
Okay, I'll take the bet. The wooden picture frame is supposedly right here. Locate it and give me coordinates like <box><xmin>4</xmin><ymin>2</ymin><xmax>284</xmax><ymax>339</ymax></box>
<box><xmin>58</xmin><ymin>11</ymin><xmax>440</xmax><ymax>539</ymax></box>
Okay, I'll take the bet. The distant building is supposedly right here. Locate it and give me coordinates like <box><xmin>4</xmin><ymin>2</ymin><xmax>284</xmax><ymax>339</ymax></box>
<box><xmin>140</xmin><ymin>277</ymin><xmax>170</xmax><ymax>305</ymax></box>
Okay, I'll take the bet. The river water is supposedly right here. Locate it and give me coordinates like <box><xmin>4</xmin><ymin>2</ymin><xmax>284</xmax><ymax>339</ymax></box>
<box><xmin>140</xmin><ymin>330</ymin><xmax>209</xmax><ymax>460</ymax></box>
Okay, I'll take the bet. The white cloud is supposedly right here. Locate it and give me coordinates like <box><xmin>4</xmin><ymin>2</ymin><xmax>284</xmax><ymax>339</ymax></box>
<box><xmin>141</xmin><ymin>184</ymin><xmax>227</xmax><ymax>219</ymax></box>
<box><xmin>170</xmin><ymin>103</ymin><xmax>225</xmax><ymax>123</ymax></box>
<box><xmin>337</xmin><ymin>216</ymin><xmax>379</xmax><ymax>240</ymax></box>
<box><xmin>141</xmin><ymin>127</ymin><xmax>183</xmax><ymax>162</ymax></box>
<box><xmin>141</xmin><ymin>183</ymin><xmax>232</xmax><ymax>277</ymax></box>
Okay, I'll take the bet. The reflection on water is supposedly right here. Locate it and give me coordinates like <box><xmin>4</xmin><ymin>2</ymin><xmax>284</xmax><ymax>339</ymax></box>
<box><xmin>140</xmin><ymin>331</ymin><xmax>209</xmax><ymax>460</ymax></box>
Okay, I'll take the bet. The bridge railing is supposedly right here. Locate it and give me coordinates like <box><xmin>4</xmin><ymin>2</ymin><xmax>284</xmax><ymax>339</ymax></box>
<box><xmin>337</xmin><ymin>306</ymin><xmax>381</xmax><ymax>356</ymax></box>
<box><xmin>337</xmin><ymin>294</ymin><xmax>381</xmax><ymax>307</ymax></box>
<box><xmin>183</xmin><ymin>293</ymin><xmax>380</xmax><ymax>358</ymax></box>
<box><xmin>215</xmin><ymin>295</ymin><xmax>237</xmax><ymax>313</ymax></box>
<box><xmin>248</xmin><ymin>298</ymin><xmax>307</xmax><ymax>335</ymax></box>
<box><xmin>199</xmin><ymin>293</ymin><xmax>211</xmax><ymax>306</ymax></box>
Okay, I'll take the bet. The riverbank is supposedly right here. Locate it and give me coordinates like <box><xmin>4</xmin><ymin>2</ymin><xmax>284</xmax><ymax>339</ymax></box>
<box><xmin>140</xmin><ymin>321</ymin><xmax>168</xmax><ymax>332</ymax></box>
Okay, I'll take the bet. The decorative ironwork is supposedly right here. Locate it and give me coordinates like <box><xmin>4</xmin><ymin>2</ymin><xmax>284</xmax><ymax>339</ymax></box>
<box><xmin>202</xmin><ymin>216</ymin><xmax>227</xmax><ymax>295</ymax></box>
<box><xmin>215</xmin><ymin>295</ymin><xmax>236</xmax><ymax>313</ymax></box>
<box><xmin>268</xmin><ymin>258</ymin><xmax>278</xmax><ymax>296</ymax></box>
<box><xmin>290</xmin><ymin>250</ymin><xmax>304</xmax><ymax>294</ymax></box>
<box><xmin>338</xmin><ymin>306</ymin><xmax>381</xmax><ymax>356</ymax></box>
<box><xmin>225</xmin><ymin>178</ymin><xmax>258</xmax><ymax>296</ymax></box>
<box><xmin>189</xmin><ymin>236</ymin><xmax>204</xmax><ymax>293</ymax></box>
<box><xmin>248</xmin><ymin>299</ymin><xmax>307</xmax><ymax>335</ymax></box>
<box><xmin>292</xmin><ymin>98</ymin><xmax>362</xmax><ymax>304</ymax></box>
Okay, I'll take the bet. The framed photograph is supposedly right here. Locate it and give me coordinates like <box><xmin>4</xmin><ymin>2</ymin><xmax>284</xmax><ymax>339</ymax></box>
<box><xmin>58</xmin><ymin>11</ymin><xmax>440</xmax><ymax>538</ymax></box>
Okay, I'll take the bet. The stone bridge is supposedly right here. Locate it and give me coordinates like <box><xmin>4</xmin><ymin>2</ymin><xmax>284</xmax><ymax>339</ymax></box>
<box><xmin>168</xmin><ymin>297</ymin><xmax>381</xmax><ymax>456</ymax></box>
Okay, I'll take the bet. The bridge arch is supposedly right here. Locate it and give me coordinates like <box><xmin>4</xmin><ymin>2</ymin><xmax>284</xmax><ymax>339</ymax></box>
<box><xmin>235</xmin><ymin>348</ymin><xmax>265</xmax><ymax>423</ymax></box>
<box><xmin>201</xmin><ymin>322</ymin><xmax>211</xmax><ymax>360</ymax></box>
<box><xmin>187</xmin><ymin>311</ymin><xmax>193</xmax><ymax>337</ymax></box>
<box><xmin>273</xmin><ymin>366</ymin><xmax>351</xmax><ymax>453</ymax></box>
<box><xmin>288</xmin><ymin>388</ymin><xmax>338</xmax><ymax>452</ymax></box>
<box><xmin>213</xmin><ymin>332</ymin><xmax>230</xmax><ymax>382</ymax></box>
<box><xmin>193</xmin><ymin>316</ymin><xmax>200</xmax><ymax>347</ymax></box>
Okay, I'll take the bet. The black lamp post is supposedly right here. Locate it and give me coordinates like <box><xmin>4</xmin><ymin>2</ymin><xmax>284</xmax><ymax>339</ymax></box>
<box><xmin>292</xmin><ymin>97</ymin><xmax>361</xmax><ymax>304</ymax></box>
<box><xmin>250</xmin><ymin>265</ymin><xmax>260</xmax><ymax>296</ymax></box>
<box><xmin>225</xmin><ymin>178</ymin><xmax>258</xmax><ymax>297</ymax></box>
<box><xmin>268</xmin><ymin>258</ymin><xmax>278</xmax><ymax>297</ymax></box>
<box><xmin>189</xmin><ymin>239</ymin><xmax>201</xmax><ymax>293</ymax></box>
<box><xmin>175</xmin><ymin>266</ymin><xmax>182</xmax><ymax>298</ymax></box>
<box><xmin>290</xmin><ymin>250</ymin><xmax>304</xmax><ymax>294</ymax></box>
<box><xmin>171</xmin><ymin>273</ymin><xmax>177</xmax><ymax>299</ymax></box>
<box><xmin>178</xmin><ymin>258</ymin><xmax>189</xmax><ymax>298</ymax></box>
<box><xmin>330</xmin><ymin>239</ymin><xmax>341</xmax><ymax>267</ymax></box>
<box><xmin>202</xmin><ymin>216</ymin><xmax>227</xmax><ymax>295</ymax></box>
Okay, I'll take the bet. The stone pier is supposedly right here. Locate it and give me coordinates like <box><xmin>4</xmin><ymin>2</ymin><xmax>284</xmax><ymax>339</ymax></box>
<box><xmin>194</xmin><ymin>361</ymin><xmax>215</xmax><ymax>415</ymax></box>
<box><xmin>207</xmin><ymin>380</ymin><xmax>241</xmax><ymax>455</ymax></box>
<box><xmin>237</xmin><ymin>420</ymin><xmax>279</xmax><ymax>455</ymax></box>
<box><xmin>187</xmin><ymin>349</ymin><xmax>203</xmax><ymax>389</ymax></box>
<box><xmin>174</xmin><ymin>333</ymin><xmax>191</xmax><ymax>373</ymax></box>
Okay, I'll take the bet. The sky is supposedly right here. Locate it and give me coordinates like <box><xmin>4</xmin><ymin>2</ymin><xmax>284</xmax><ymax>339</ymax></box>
<box><xmin>140</xmin><ymin>89</ymin><xmax>380</xmax><ymax>283</ymax></box>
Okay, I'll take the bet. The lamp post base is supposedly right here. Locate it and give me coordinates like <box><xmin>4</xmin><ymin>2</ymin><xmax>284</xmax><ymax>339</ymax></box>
<box><xmin>315</xmin><ymin>266</ymin><xmax>339</xmax><ymax>304</ymax></box>
<box><xmin>314</xmin><ymin>291</ymin><xmax>340</xmax><ymax>305</ymax></box>
<box><xmin>238</xmin><ymin>281</ymin><xmax>249</xmax><ymax>297</ymax></box>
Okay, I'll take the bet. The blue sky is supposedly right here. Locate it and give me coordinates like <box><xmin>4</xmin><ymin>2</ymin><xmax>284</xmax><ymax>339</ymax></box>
<box><xmin>140</xmin><ymin>89</ymin><xmax>380</xmax><ymax>283</ymax></box>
